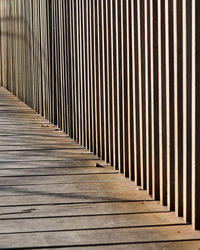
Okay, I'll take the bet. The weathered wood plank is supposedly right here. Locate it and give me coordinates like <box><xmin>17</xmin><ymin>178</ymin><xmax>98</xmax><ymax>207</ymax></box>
<box><xmin>0</xmin><ymin>191</ymin><xmax>152</xmax><ymax>207</ymax></box>
<box><xmin>0</xmin><ymin>182</ymin><xmax>139</xmax><ymax>196</ymax></box>
<box><xmin>0</xmin><ymin>168</ymin><xmax>116</xmax><ymax>177</ymax></box>
<box><xmin>0</xmin><ymin>174</ymin><xmax>120</xmax><ymax>186</ymax></box>
<box><xmin>0</xmin><ymin>226</ymin><xmax>199</xmax><ymax>249</ymax></box>
<box><xmin>0</xmin><ymin>212</ymin><xmax>184</xmax><ymax>234</ymax></box>
<box><xmin>32</xmin><ymin>241</ymin><xmax>200</xmax><ymax>250</ymax></box>
<box><xmin>0</xmin><ymin>160</ymin><xmax>110</xmax><ymax>168</ymax></box>
<box><xmin>0</xmin><ymin>201</ymin><xmax>167</xmax><ymax>219</ymax></box>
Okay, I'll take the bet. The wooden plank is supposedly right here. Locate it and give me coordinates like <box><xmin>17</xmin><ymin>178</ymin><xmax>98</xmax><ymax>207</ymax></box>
<box><xmin>30</xmin><ymin>240</ymin><xmax>200</xmax><ymax>250</ymax></box>
<box><xmin>0</xmin><ymin>226</ymin><xmax>199</xmax><ymax>249</ymax></box>
<box><xmin>0</xmin><ymin>201</ymin><xmax>168</xmax><ymax>219</ymax></box>
<box><xmin>0</xmin><ymin>147</ymin><xmax>92</xmax><ymax>154</ymax></box>
<box><xmin>28</xmin><ymin>241</ymin><xmax>200</xmax><ymax>250</ymax></box>
<box><xmin>0</xmin><ymin>145</ymin><xmax>82</xmax><ymax>150</ymax></box>
<box><xmin>0</xmin><ymin>155</ymin><xmax>100</xmax><ymax>161</ymax></box>
<box><xmin>0</xmin><ymin>168</ymin><xmax>116</xmax><ymax>177</ymax></box>
<box><xmin>0</xmin><ymin>182</ymin><xmax>139</xmax><ymax>196</ymax></box>
<box><xmin>0</xmin><ymin>212</ymin><xmax>184</xmax><ymax>234</ymax></box>
<box><xmin>0</xmin><ymin>158</ymin><xmax>108</xmax><ymax>166</ymax></box>
<box><xmin>0</xmin><ymin>190</ymin><xmax>152</xmax><ymax>207</ymax></box>
<box><xmin>0</xmin><ymin>174</ymin><xmax>122</xmax><ymax>186</ymax></box>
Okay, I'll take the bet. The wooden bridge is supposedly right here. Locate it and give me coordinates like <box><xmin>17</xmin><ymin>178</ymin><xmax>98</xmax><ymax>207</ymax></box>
<box><xmin>0</xmin><ymin>88</ymin><xmax>200</xmax><ymax>249</ymax></box>
<box><xmin>1</xmin><ymin>0</ymin><xmax>200</xmax><ymax>249</ymax></box>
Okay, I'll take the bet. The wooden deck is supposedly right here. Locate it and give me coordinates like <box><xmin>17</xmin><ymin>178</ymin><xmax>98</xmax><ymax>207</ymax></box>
<box><xmin>0</xmin><ymin>86</ymin><xmax>200</xmax><ymax>249</ymax></box>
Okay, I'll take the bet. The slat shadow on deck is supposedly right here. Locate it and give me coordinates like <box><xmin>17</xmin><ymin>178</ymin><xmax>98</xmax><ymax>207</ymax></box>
<box><xmin>0</xmin><ymin>87</ymin><xmax>200</xmax><ymax>249</ymax></box>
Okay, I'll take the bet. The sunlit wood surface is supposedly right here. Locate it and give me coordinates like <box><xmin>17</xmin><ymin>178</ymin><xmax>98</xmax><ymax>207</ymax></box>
<box><xmin>0</xmin><ymin>87</ymin><xmax>199</xmax><ymax>249</ymax></box>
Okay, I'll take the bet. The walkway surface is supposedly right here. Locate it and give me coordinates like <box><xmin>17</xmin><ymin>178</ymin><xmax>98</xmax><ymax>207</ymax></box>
<box><xmin>0</xmin><ymin>86</ymin><xmax>200</xmax><ymax>249</ymax></box>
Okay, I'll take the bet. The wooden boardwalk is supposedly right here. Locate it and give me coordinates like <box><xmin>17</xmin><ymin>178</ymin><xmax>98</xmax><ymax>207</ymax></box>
<box><xmin>0</xmin><ymin>87</ymin><xmax>199</xmax><ymax>249</ymax></box>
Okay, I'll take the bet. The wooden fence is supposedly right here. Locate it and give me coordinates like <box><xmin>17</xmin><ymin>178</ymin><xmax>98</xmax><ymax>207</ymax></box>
<box><xmin>0</xmin><ymin>0</ymin><xmax>200</xmax><ymax>230</ymax></box>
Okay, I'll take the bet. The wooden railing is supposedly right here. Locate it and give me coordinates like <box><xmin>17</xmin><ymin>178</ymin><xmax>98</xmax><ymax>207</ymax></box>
<box><xmin>0</xmin><ymin>0</ymin><xmax>200</xmax><ymax>230</ymax></box>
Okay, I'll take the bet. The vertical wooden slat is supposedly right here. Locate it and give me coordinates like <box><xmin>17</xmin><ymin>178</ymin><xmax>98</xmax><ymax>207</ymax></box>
<box><xmin>81</xmin><ymin>0</ymin><xmax>87</xmax><ymax>147</ymax></box>
<box><xmin>167</xmin><ymin>0</ymin><xmax>175</xmax><ymax>211</ymax></box>
<box><xmin>94</xmin><ymin>0</ymin><xmax>100</xmax><ymax>156</ymax></box>
<box><xmin>192</xmin><ymin>0</ymin><xmax>200</xmax><ymax>230</ymax></box>
<box><xmin>79</xmin><ymin>0</ymin><xmax>84</xmax><ymax>144</ymax></box>
<box><xmin>99</xmin><ymin>1</ymin><xmax>108</xmax><ymax>161</ymax></box>
<box><xmin>76</xmin><ymin>0</ymin><xmax>81</xmax><ymax>142</ymax></box>
<box><xmin>174</xmin><ymin>0</ymin><xmax>183</xmax><ymax>217</ymax></box>
<box><xmin>161</xmin><ymin>0</ymin><xmax>167</xmax><ymax>206</ymax></box>
<box><xmin>96</xmin><ymin>0</ymin><xmax>101</xmax><ymax>157</ymax></box>
<box><xmin>72</xmin><ymin>0</ymin><xmax>78</xmax><ymax>141</ymax></box>
<box><xmin>147</xmin><ymin>0</ymin><xmax>152</xmax><ymax>195</ymax></box>
<box><xmin>102</xmin><ymin>0</ymin><xmax>108</xmax><ymax>162</ymax></box>
<box><xmin>131</xmin><ymin>0</ymin><xmax>137</xmax><ymax>183</ymax></box>
<box><xmin>183</xmin><ymin>0</ymin><xmax>192</xmax><ymax>223</ymax></box>
<box><xmin>121</xmin><ymin>0</ymin><xmax>129</xmax><ymax>177</ymax></box>
<box><xmin>128</xmin><ymin>0</ymin><xmax>135</xmax><ymax>180</ymax></box>
<box><xmin>144</xmin><ymin>0</ymin><xmax>150</xmax><ymax>193</ymax></box>
<box><xmin>151</xmin><ymin>0</ymin><xmax>159</xmax><ymax>200</ymax></box>
<box><xmin>111</xmin><ymin>0</ymin><xmax>118</xmax><ymax>169</ymax></box>
<box><xmin>116</xmin><ymin>0</ymin><xmax>123</xmax><ymax>173</ymax></box>
<box><xmin>89</xmin><ymin>0</ymin><xmax>95</xmax><ymax>152</ymax></box>
<box><xmin>165</xmin><ymin>0</ymin><xmax>172</xmax><ymax>209</ymax></box>
<box><xmin>137</xmin><ymin>0</ymin><xmax>145</xmax><ymax>188</ymax></box>
<box><xmin>158</xmin><ymin>0</ymin><xmax>167</xmax><ymax>206</ymax></box>
<box><xmin>133</xmin><ymin>0</ymin><xmax>141</xmax><ymax>186</ymax></box>
<box><xmin>86</xmin><ymin>0</ymin><xmax>91</xmax><ymax>151</ymax></box>
<box><xmin>105</xmin><ymin>0</ymin><xmax>113</xmax><ymax>164</ymax></box>
<box><xmin>69</xmin><ymin>0</ymin><xmax>74</xmax><ymax>137</ymax></box>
